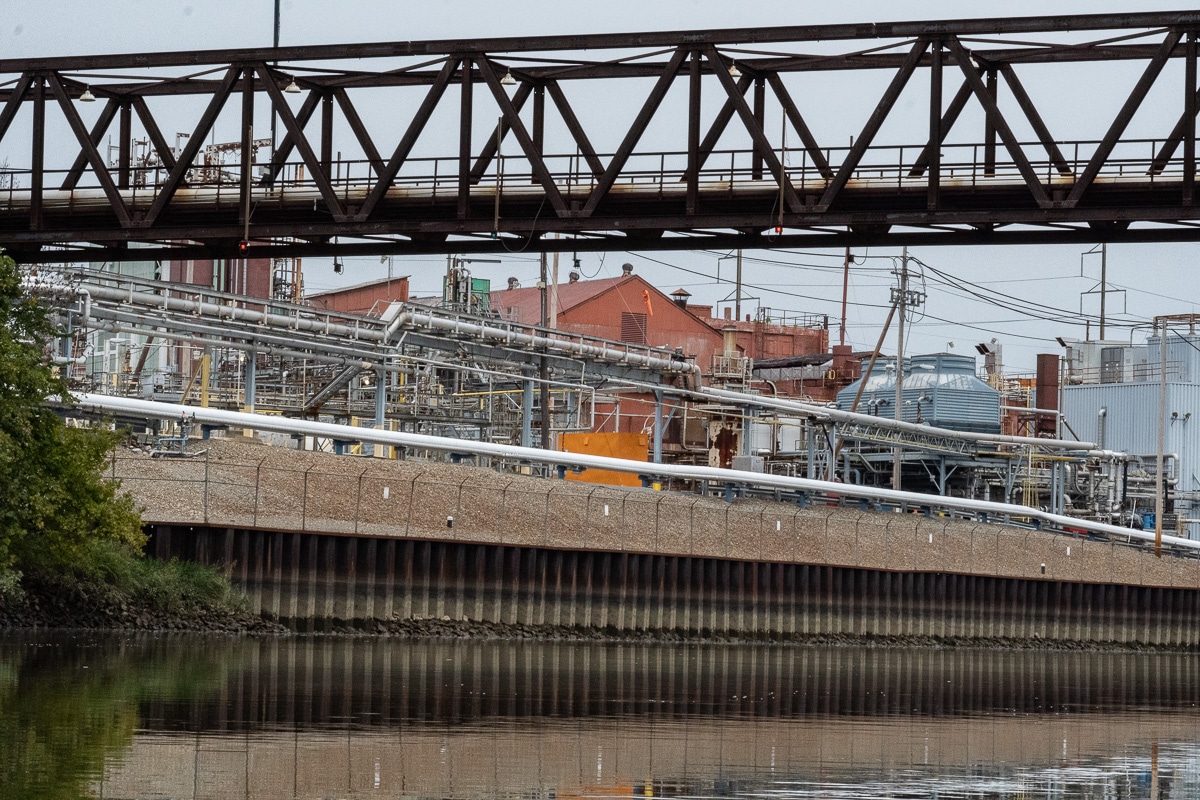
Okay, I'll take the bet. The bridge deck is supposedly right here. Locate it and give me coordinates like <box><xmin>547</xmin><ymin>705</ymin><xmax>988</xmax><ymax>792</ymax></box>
<box><xmin>4</xmin><ymin>11</ymin><xmax>1200</xmax><ymax>258</ymax></box>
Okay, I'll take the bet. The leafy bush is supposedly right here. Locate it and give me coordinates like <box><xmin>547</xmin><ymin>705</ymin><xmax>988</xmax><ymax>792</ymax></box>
<box><xmin>0</xmin><ymin>253</ymin><xmax>244</xmax><ymax>621</ymax></box>
<box><xmin>38</xmin><ymin>540</ymin><xmax>247</xmax><ymax>617</ymax></box>
<box><xmin>0</xmin><ymin>254</ymin><xmax>145</xmax><ymax>571</ymax></box>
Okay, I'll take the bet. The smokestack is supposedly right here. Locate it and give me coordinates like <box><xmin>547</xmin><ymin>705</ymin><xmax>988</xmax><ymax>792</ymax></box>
<box><xmin>621</xmin><ymin>262</ymin><xmax>634</xmax><ymax>276</ymax></box>
<box><xmin>723</xmin><ymin>326</ymin><xmax>738</xmax><ymax>358</ymax></box>
<box><xmin>1035</xmin><ymin>353</ymin><xmax>1060</xmax><ymax>436</ymax></box>
<box><xmin>831</xmin><ymin>344</ymin><xmax>856</xmax><ymax>379</ymax></box>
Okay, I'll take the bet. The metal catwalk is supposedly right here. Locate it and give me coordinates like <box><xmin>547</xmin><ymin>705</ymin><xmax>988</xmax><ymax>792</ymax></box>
<box><xmin>2</xmin><ymin>12</ymin><xmax>1200</xmax><ymax>260</ymax></box>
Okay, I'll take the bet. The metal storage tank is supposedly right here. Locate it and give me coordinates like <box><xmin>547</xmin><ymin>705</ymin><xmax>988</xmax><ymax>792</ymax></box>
<box><xmin>746</xmin><ymin>416</ymin><xmax>808</xmax><ymax>455</ymax></box>
<box><xmin>836</xmin><ymin>352</ymin><xmax>1001</xmax><ymax>434</ymax></box>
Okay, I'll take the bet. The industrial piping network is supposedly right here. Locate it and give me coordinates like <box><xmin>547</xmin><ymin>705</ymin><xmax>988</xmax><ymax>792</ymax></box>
<box><xmin>75</xmin><ymin>393</ymin><xmax>1200</xmax><ymax>554</ymax></box>
<box><xmin>42</xmin><ymin>281</ymin><xmax>700</xmax><ymax>378</ymax></box>
<box><xmin>52</xmin><ymin>283</ymin><xmax>1106</xmax><ymax>456</ymax></box>
<box><xmin>699</xmin><ymin>386</ymin><xmax>1106</xmax><ymax>454</ymax></box>
<box><xmin>39</xmin><ymin>273</ymin><xmax>1104</xmax><ymax>456</ymax></box>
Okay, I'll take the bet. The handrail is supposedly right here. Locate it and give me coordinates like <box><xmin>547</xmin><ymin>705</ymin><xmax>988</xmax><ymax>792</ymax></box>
<box><xmin>1</xmin><ymin>136</ymin><xmax>1191</xmax><ymax>203</ymax></box>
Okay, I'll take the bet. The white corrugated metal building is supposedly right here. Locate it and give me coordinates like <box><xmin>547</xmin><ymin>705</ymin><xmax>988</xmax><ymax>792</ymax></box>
<box><xmin>1061</xmin><ymin>333</ymin><xmax>1200</xmax><ymax>538</ymax></box>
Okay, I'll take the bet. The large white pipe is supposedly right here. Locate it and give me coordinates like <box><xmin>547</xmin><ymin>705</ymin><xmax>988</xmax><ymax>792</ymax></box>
<box><xmin>698</xmin><ymin>385</ymin><xmax>1104</xmax><ymax>453</ymax></box>
<box><xmin>74</xmin><ymin>393</ymin><xmax>1199</xmax><ymax>553</ymax></box>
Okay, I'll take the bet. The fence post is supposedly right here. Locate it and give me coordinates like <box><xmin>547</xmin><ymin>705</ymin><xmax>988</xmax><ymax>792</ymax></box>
<box><xmin>404</xmin><ymin>471</ymin><xmax>423</xmax><ymax>537</ymax></box>
<box><xmin>655</xmin><ymin>493</ymin><xmax>665</xmax><ymax>552</ymax></box>
<box><xmin>203</xmin><ymin>448</ymin><xmax>210</xmax><ymax>523</ymax></box>
<box><xmin>354</xmin><ymin>467</ymin><xmax>368</xmax><ymax>534</ymax></box>
<box><xmin>252</xmin><ymin>458</ymin><xmax>264</xmax><ymax>528</ymax></box>
<box><xmin>301</xmin><ymin>465</ymin><xmax>314</xmax><ymax>531</ymax></box>
<box><xmin>585</xmin><ymin>486</ymin><xmax>597</xmax><ymax>547</ymax></box>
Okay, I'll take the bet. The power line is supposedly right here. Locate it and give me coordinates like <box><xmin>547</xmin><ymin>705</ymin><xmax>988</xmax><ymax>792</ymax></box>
<box><xmin>629</xmin><ymin>251</ymin><xmax>1074</xmax><ymax>344</ymax></box>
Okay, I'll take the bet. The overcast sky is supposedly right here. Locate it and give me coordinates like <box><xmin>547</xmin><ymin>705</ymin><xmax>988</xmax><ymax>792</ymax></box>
<box><xmin>5</xmin><ymin>1</ymin><xmax>1200</xmax><ymax>372</ymax></box>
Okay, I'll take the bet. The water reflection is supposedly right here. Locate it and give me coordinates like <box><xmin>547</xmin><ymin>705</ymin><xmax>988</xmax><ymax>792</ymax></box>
<box><xmin>0</xmin><ymin>635</ymin><xmax>231</xmax><ymax>800</ymax></box>
<box><xmin>0</xmin><ymin>635</ymin><xmax>1196</xmax><ymax>799</ymax></box>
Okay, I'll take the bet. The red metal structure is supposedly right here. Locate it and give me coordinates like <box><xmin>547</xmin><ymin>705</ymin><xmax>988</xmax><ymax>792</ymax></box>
<box><xmin>308</xmin><ymin>277</ymin><xmax>411</xmax><ymax>315</ymax></box>
<box><xmin>2</xmin><ymin>12</ymin><xmax>1200</xmax><ymax>262</ymax></box>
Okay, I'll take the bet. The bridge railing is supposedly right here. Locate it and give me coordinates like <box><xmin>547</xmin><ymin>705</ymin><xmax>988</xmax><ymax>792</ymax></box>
<box><xmin>0</xmin><ymin>136</ymin><xmax>1190</xmax><ymax>211</ymax></box>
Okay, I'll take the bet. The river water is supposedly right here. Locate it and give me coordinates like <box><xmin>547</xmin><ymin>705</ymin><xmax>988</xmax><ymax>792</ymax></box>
<box><xmin>1</xmin><ymin>634</ymin><xmax>1197</xmax><ymax>799</ymax></box>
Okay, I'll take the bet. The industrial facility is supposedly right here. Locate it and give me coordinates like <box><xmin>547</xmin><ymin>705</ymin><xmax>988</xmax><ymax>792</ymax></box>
<box><xmin>30</xmin><ymin>250</ymin><xmax>1193</xmax><ymax>540</ymax></box>
<box><xmin>10</xmin><ymin>11</ymin><xmax>1200</xmax><ymax>798</ymax></box>
<box><xmin>6</xmin><ymin>8</ymin><xmax>1198</xmax><ymax>543</ymax></box>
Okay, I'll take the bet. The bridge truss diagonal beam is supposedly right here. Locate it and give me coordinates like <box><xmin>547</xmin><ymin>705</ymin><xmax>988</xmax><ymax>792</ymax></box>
<box><xmin>996</xmin><ymin>64</ymin><xmax>1072</xmax><ymax>177</ymax></box>
<box><xmin>256</xmin><ymin>62</ymin><xmax>347</xmax><ymax>221</ymax></box>
<box><xmin>544</xmin><ymin>80</ymin><xmax>605</xmax><ymax>178</ymax></box>
<box><xmin>1064</xmin><ymin>29</ymin><xmax>1183</xmax><ymax>208</ymax></box>
<box><xmin>44</xmin><ymin>74</ymin><xmax>131</xmax><ymax>227</ymax></box>
<box><xmin>2</xmin><ymin>13</ymin><xmax>1200</xmax><ymax>260</ymax></box>
<box><xmin>705</xmin><ymin>46</ymin><xmax>803</xmax><ymax>214</ymax></box>
<box><xmin>59</xmin><ymin>96</ymin><xmax>119</xmax><ymax>191</ymax></box>
<box><xmin>356</xmin><ymin>57</ymin><xmax>459</xmax><ymax>222</ymax></box>
<box><xmin>141</xmin><ymin>66</ymin><xmax>241</xmax><ymax>228</ymax></box>
<box><xmin>945</xmin><ymin>36</ymin><xmax>1052</xmax><ymax>210</ymax></box>
<box><xmin>815</xmin><ymin>37</ymin><xmax>929</xmax><ymax>212</ymax></box>
<box><xmin>476</xmin><ymin>58</ymin><xmax>568</xmax><ymax>216</ymax></box>
<box><xmin>579</xmin><ymin>47</ymin><xmax>688</xmax><ymax>218</ymax></box>
<box><xmin>130</xmin><ymin>95</ymin><xmax>178</xmax><ymax>172</ymax></box>
<box><xmin>470</xmin><ymin>81</ymin><xmax>534</xmax><ymax>184</ymax></box>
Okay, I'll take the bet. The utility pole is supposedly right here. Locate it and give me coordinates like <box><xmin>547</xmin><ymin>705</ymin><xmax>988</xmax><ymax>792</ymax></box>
<box><xmin>1099</xmin><ymin>242</ymin><xmax>1107</xmax><ymax>340</ymax></box>
<box><xmin>380</xmin><ymin>254</ymin><xmax>393</xmax><ymax>298</ymax></box>
<box><xmin>539</xmin><ymin>251</ymin><xmax>551</xmax><ymax>449</ymax></box>
<box><xmin>892</xmin><ymin>247</ymin><xmax>908</xmax><ymax>491</ymax></box>
<box><xmin>1156</xmin><ymin>316</ymin><xmax>1166</xmax><ymax>557</ymax></box>
<box><xmin>549</xmin><ymin>235</ymin><xmax>560</xmax><ymax>328</ymax></box>
<box><xmin>735</xmin><ymin>249</ymin><xmax>743</xmax><ymax>322</ymax></box>
<box><xmin>840</xmin><ymin>246</ymin><xmax>850</xmax><ymax>347</ymax></box>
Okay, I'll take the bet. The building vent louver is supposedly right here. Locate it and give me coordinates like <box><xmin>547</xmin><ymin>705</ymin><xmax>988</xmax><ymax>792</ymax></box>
<box><xmin>620</xmin><ymin>311</ymin><xmax>647</xmax><ymax>345</ymax></box>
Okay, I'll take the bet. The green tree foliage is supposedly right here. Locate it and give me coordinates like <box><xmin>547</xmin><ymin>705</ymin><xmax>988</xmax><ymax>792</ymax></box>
<box><xmin>0</xmin><ymin>636</ymin><xmax>233</xmax><ymax>799</ymax></box>
<box><xmin>0</xmin><ymin>255</ymin><xmax>143</xmax><ymax>577</ymax></box>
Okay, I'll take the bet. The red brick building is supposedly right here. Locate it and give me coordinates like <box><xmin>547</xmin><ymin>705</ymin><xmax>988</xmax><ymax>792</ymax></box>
<box><xmin>166</xmin><ymin>258</ymin><xmax>274</xmax><ymax>376</ymax></box>
<box><xmin>169</xmin><ymin>258</ymin><xmax>272</xmax><ymax>299</ymax></box>
<box><xmin>491</xmin><ymin>273</ymin><xmax>726</xmax><ymax>368</ymax></box>
<box><xmin>492</xmin><ymin>269</ymin><xmax>827</xmax><ymax>371</ymax></box>
<box><xmin>308</xmin><ymin>276</ymin><xmax>411</xmax><ymax>315</ymax></box>
<box><xmin>492</xmin><ymin>269</ymin><xmax>831</xmax><ymax>446</ymax></box>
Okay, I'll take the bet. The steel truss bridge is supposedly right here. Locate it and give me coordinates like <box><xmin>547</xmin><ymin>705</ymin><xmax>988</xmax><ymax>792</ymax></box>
<box><xmin>3</xmin><ymin>11</ymin><xmax>1200</xmax><ymax>262</ymax></box>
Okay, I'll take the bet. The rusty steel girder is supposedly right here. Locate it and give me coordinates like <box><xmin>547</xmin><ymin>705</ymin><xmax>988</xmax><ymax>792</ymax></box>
<box><xmin>1</xmin><ymin>11</ymin><xmax>1200</xmax><ymax>261</ymax></box>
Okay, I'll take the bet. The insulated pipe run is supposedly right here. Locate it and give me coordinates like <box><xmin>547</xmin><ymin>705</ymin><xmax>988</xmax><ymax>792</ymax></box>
<box><xmin>395</xmin><ymin>307</ymin><xmax>700</xmax><ymax>377</ymax></box>
<box><xmin>73</xmin><ymin>393</ymin><xmax>1200</xmax><ymax>553</ymax></box>
<box><xmin>1001</xmin><ymin>405</ymin><xmax>1061</xmax><ymax>416</ymax></box>
<box><xmin>46</xmin><ymin>280</ymin><xmax>1113</xmax><ymax>457</ymax></box>
<box><xmin>85</xmin><ymin>319</ymin><xmax>592</xmax><ymax>394</ymax></box>
<box><xmin>47</xmin><ymin>282</ymin><xmax>697</xmax><ymax>377</ymax></box>
<box><xmin>50</xmin><ymin>278</ymin><xmax>1101</xmax><ymax>458</ymax></box>
<box><xmin>696</xmin><ymin>385</ymin><xmax>1103</xmax><ymax>453</ymax></box>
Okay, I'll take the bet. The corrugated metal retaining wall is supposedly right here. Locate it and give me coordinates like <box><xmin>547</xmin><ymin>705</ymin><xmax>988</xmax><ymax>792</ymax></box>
<box><xmin>150</xmin><ymin>525</ymin><xmax>1200</xmax><ymax>647</ymax></box>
